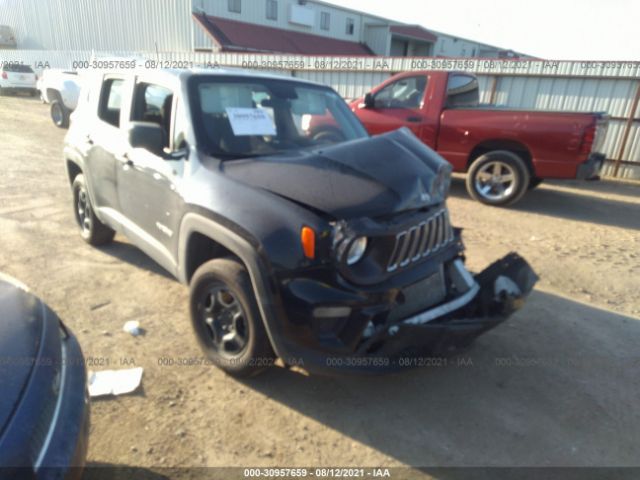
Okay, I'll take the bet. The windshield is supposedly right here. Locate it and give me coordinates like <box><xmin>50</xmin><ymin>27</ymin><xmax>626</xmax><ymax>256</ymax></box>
<box><xmin>189</xmin><ymin>76</ymin><xmax>369</xmax><ymax>159</ymax></box>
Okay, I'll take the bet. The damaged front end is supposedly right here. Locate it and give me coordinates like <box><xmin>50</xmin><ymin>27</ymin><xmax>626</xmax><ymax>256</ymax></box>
<box><xmin>279</xmin><ymin>202</ymin><xmax>538</xmax><ymax>374</ymax></box>
<box><xmin>252</xmin><ymin>128</ymin><xmax>538</xmax><ymax>373</ymax></box>
<box><xmin>356</xmin><ymin>253</ymin><xmax>538</xmax><ymax>363</ymax></box>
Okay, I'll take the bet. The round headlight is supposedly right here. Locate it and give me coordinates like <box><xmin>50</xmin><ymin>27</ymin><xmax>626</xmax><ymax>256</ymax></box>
<box><xmin>346</xmin><ymin>237</ymin><xmax>368</xmax><ymax>265</ymax></box>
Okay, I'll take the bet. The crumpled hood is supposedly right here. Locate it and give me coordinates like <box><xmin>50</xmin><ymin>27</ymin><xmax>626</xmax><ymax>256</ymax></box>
<box><xmin>222</xmin><ymin>128</ymin><xmax>452</xmax><ymax>219</ymax></box>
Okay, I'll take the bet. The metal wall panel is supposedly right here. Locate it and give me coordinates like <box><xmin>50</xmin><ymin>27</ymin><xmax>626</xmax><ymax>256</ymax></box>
<box><xmin>0</xmin><ymin>0</ymin><xmax>193</xmax><ymax>51</ymax></box>
<box><xmin>363</xmin><ymin>25</ymin><xmax>390</xmax><ymax>57</ymax></box>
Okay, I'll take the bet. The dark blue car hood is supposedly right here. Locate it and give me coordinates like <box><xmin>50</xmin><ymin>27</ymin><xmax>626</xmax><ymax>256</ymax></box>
<box><xmin>0</xmin><ymin>277</ymin><xmax>44</xmax><ymax>435</ymax></box>
<box><xmin>221</xmin><ymin>128</ymin><xmax>452</xmax><ymax>219</ymax></box>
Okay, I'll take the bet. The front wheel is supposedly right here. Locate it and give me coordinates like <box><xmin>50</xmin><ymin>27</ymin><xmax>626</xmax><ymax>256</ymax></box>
<box><xmin>466</xmin><ymin>151</ymin><xmax>530</xmax><ymax>206</ymax></box>
<box><xmin>189</xmin><ymin>258</ymin><xmax>275</xmax><ymax>377</ymax></box>
<box><xmin>72</xmin><ymin>174</ymin><xmax>115</xmax><ymax>246</ymax></box>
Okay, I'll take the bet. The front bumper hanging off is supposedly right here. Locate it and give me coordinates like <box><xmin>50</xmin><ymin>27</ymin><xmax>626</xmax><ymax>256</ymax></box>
<box><xmin>281</xmin><ymin>253</ymin><xmax>538</xmax><ymax>375</ymax></box>
<box><xmin>356</xmin><ymin>253</ymin><xmax>538</xmax><ymax>362</ymax></box>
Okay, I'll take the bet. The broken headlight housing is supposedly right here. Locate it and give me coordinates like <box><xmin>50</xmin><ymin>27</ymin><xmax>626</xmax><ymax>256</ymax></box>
<box><xmin>335</xmin><ymin>235</ymin><xmax>368</xmax><ymax>266</ymax></box>
<box><xmin>332</xmin><ymin>221</ymin><xmax>369</xmax><ymax>266</ymax></box>
<box><xmin>345</xmin><ymin>237</ymin><xmax>368</xmax><ymax>265</ymax></box>
<box><xmin>431</xmin><ymin>164</ymin><xmax>453</xmax><ymax>200</ymax></box>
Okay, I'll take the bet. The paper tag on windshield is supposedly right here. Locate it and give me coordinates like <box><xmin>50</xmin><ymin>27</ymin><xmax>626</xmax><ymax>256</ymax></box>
<box><xmin>226</xmin><ymin>108</ymin><xmax>276</xmax><ymax>136</ymax></box>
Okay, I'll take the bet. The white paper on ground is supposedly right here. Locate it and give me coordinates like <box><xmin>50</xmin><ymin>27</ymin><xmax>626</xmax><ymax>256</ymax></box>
<box><xmin>88</xmin><ymin>367</ymin><xmax>144</xmax><ymax>397</ymax></box>
<box><xmin>226</xmin><ymin>107</ymin><xmax>276</xmax><ymax>136</ymax></box>
<box><xmin>123</xmin><ymin>320</ymin><xmax>141</xmax><ymax>336</ymax></box>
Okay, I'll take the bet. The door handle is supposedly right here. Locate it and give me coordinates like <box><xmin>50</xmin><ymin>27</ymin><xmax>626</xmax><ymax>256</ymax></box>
<box><xmin>407</xmin><ymin>116</ymin><xmax>423</xmax><ymax>123</ymax></box>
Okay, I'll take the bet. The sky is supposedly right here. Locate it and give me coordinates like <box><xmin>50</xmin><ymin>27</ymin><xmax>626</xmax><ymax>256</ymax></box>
<box><xmin>321</xmin><ymin>0</ymin><xmax>640</xmax><ymax>61</ymax></box>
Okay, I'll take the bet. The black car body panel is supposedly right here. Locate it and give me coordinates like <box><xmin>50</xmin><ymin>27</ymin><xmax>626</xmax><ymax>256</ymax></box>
<box><xmin>222</xmin><ymin>128</ymin><xmax>452</xmax><ymax>219</ymax></box>
<box><xmin>64</xmin><ymin>69</ymin><xmax>537</xmax><ymax>374</ymax></box>
<box><xmin>0</xmin><ymin>277</ymin><xmax>89</xmax><ymax>478</ymax></box>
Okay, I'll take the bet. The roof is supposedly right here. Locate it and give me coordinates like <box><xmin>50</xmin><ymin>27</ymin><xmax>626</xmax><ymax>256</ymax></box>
<box><xmin>389</xmin><ymin>25</ymin><xmax>438</xmax><ymax>43</ymax></box>
<box><xmin>193</xmin><ymin>13</ymin><xmax>374</xmax><ymax>56</ymax></box>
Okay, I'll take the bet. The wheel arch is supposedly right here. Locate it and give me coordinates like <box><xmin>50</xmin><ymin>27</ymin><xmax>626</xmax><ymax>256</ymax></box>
<box><xmin>65</xmin><ymin>159</ymin><xmax>82</xmax><ymax>186</ymax></box>
<box><xmin>46</xmin><ymin>88</ymin><xmax>62</xmax><ymax>104</ymax></box>
<box><xmin>467</xmin><ymin>139</ymin><xmax>535</xmax><ymax>176</ymax></box>
<box><xmin>178</xmin><ymin>213</ymin><xmax>286</xmax><ymax>358</ymax></box>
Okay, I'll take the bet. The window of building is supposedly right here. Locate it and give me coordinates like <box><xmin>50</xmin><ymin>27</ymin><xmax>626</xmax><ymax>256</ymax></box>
<box><xmin>320</xmin><ymin>12</ymin><xmax>330</xmax><ymax>31</ymax></box>
<box><xmin>98</xmin><ymin>78</ymin><xmax>124</xmax><ymax>128</ymax></box>
<box><xmin>266</xmin><ymin>0</ymin><xmax>277</xmax><ymax>20</ymax></box>
<box><xmin>228</xmin><ymin>0</ymin><xmax>241</xmax><ymax>13</ymax></box>
<box><xmin>346</xmin><ymin>18</ymin><xmax>354</xmax><ymax>35</ymax></box>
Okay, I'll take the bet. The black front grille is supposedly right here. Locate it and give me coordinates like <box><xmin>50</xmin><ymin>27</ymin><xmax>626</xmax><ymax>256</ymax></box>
<box><xmin>387</xmin><ymin>208</ymin><xmax>455</xmax><ymax>272</ymax></box>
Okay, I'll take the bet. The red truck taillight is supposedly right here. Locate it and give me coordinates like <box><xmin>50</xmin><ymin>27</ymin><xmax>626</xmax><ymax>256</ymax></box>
<box><xmin>580</xmin><ymin>124</ymin><xmax>596</xmax><ymax>154</ymax></box>
<box><xmin>1</xmin><ymin>72</ymin><xmax>7</xmax><ymax>80</ymax></box>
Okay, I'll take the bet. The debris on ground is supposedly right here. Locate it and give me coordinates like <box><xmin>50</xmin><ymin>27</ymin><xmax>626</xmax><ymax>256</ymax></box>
<box><xmin>123</xmin><ymin>320</ymin><xmax>143</xmax><ymax>336</ymax></box>
<box><xmin>88</xmin><ymin>367</ymin><xmax>144</xmax><ymax>397</ymax></box>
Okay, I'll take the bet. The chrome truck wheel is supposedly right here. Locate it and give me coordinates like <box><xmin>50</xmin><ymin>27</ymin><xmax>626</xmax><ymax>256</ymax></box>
<box><xmin>466</xmin><ymin>150</ymin><xmax>530</xmax><ymax>206</ymax></box>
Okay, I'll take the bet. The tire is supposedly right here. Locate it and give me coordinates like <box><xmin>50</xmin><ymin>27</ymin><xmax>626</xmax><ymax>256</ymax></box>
<box><xmin>528</xmin><ymin>177</ymin><xmax>544</xmax><ymax>190</ymax></box>
<box><xmin>466</xmin><ymin>150</ymin><xmax>530</xmax><ymax>206</ymax></box>
<box><xmin>72</xmin><ymin>174</ymin><xmax>115</xmax><ymax>246</ymax></box>
<box><xmin>51</xmin><ymin>100</ymin><xmax>70</xmax><ymax>128</ymax></box>
<box><xmin>190</xmin><ymin>258</ymin><xmax>275</xmax><ymax>377</ymax></box>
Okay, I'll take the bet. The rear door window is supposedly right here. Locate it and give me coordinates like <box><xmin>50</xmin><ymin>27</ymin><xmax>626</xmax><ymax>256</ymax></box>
<box><xmin>446</xmin><ymin>74</ymin><xmax>479</xmax><ymax>108</ymax></box>
<box><xmin>98</xmin><ymin>78</ymin><xmax>125</xmax><ymax>128</ymax></box>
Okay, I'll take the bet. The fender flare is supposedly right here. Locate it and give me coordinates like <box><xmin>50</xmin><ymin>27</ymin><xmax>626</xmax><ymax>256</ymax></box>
<box><xmin>177</xmin><ymin>213</ymin><xmax>287</xmax><ymax>359</ymax></box>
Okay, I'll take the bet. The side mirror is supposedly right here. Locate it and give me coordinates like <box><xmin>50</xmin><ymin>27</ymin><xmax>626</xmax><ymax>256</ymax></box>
<box><xmin>363</xmin><ymin>92</ymin><xmax>375</xmax><ymax>109</ymax></box>
<box><xmin>128</xmin><ymin>121</ymin><xmax>166</xmax><ymax>156</ymax></box>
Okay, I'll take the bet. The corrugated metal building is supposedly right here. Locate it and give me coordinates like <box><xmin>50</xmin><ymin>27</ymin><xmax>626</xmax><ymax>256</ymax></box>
<box><xmin>0</xmin><ymin>0</ymin><xmax>193</xmax><ymax>51</ymax></box>
<box><xmin>0</xmin><ymin>0</ymin><xmax>521</xmax><ymax>58</ymax></box>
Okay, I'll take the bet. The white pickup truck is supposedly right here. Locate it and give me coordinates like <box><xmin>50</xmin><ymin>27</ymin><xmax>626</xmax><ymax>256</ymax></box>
<box><xmin>37</xmin><ymin>69</ymin><xmax>82</xmax><ymax>128</ymax></box>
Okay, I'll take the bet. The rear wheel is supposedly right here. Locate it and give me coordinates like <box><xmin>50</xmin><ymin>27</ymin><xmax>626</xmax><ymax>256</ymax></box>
<box><xmin>190</xmin><ymin>258</ymin><xmax>275</xmax><ymax>377</ymax></box>
<box><xmin>466</xmin><ymin>150</ymin><xmax>530</xmax><ymax>206</ymax></box>
<box><xmin>51</xmin><ymin>100</ymin><xmax>70</xmax><ymax>128</ymax></box>
<box><xmin>72</xmin><ymin>174</ymin><xmax>115</xmax><ymax>246</ymax></box>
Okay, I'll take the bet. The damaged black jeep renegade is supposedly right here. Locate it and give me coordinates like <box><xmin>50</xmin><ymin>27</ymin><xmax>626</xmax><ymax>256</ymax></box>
<box><xmin>64</xmin><ymin>69</ymin><xmax>537</xmax><ymax>376</ymax></box>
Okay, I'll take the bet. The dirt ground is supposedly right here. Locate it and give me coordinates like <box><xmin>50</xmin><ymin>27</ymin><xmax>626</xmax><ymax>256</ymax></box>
<box><xmin>1</xmin><ymin>95</ymin><xmax>639</xmax><ymax>477</ymax></box>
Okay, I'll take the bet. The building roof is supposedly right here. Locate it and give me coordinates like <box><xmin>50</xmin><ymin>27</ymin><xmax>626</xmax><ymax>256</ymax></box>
<box><xmin>193</xmin><ymin>13</ymin><xmax>374</xmax><ymax>56</ymax></box>
<box><xmin>389</xmin><ymin>25</ymin><xmax>438</xmax><ymax>44</ymax></box>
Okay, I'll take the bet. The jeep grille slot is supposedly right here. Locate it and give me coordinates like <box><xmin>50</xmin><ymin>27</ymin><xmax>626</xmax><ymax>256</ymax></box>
<box><xmin>387</xmin><ymin>209</ymin><xmax>455</xmax><ymax>272</ymax></box>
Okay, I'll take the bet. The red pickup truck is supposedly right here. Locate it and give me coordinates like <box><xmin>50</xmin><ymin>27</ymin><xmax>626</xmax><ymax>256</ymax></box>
<box><xmin>346</xmin><ymin>71</ymin><xmax>608</xmax><ymax>205</ymax></box>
